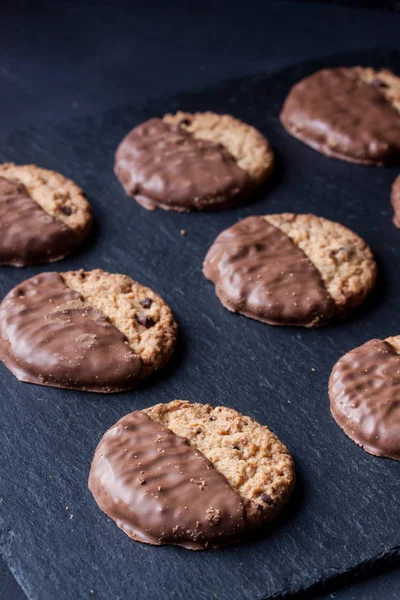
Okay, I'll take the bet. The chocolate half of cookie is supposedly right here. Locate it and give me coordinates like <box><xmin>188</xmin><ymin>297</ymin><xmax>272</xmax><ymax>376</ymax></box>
<box><xmin>0</xmin><ymin>164</ymin><xmax>93</xmax><ymax>266</ymax></box>
<box><xmin>0</xmin><ymin>270</ymin><xmax>177</xmax><ymax>392</ymax></box>
<box><xmin>329</xmin><ymin>338</ymin><xmax>400</xmax><ymax>460</ymax></box>
<box><xmin>391</xmin><ymin>175</ymin><xmax>400</xmax><ymax>228</ymax></box>
<box><xmin>114</xmin><ymin>112</ymin><xmax>273</xmax><ymax>212</ymax></box>
<box><xmin>89</xmin><ymin>400</ymin><xmax>295</xmax><ymax>549</ymax></box>
<box><xmin>280</xmin><ymin>67</ymin><xmax>400</xmax><ymax>165</ymax></box>
<box><xmin>203</xmin><ymin>214</ymin><xmax>376</xmax><ymax>327</ymax></box>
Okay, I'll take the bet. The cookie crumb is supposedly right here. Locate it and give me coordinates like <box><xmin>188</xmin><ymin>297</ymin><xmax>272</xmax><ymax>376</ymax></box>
<box><xmin>180</xmin><ymin>229</ymin><xmax>187</xmax><ymax>236</ymax></box>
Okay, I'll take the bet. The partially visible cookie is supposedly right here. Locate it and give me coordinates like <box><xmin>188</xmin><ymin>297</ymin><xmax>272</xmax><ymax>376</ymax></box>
<box><xmin>89</xmin><ymin>400</ymin><xmax>295</xmax><ymax>549</ymax></box>
<box><xmin>329</xmin><ymin>337</ymin><xmax>400</xmax><ymax>459</ymax></box>
<box><xmin>115</xmin><ymin>112</ymin><xmax>274</xmax><ymax>212</ymax></box>
<box><xmin>0</xmin><ymin>163</ymin><xmax>92</xmax><ymax>266</ymax></box>
<box><xmin>203</xmin><ymin>213</ymin><xmax>377</xmax><ymax>327</ymax></box>
<box><xmin>391</xmin><ymin>174</ymin><xmax>400</xmax><ymax>228</ymax></box>
<box><xmin>280</xmin><ymin>67</ymin><xmax>400</xmax><ymax>165</ymax></box>
<box><xmin>0</xmin><ymin>269</ymin><xmax>177</xmax><ymax>392</ymax></box>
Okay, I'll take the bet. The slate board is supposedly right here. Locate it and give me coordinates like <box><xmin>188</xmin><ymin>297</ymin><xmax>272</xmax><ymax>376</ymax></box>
<box><xmin>0</xmin><ymin>47</ymin><xmax>399</xmax><ymax>600</ymax></box>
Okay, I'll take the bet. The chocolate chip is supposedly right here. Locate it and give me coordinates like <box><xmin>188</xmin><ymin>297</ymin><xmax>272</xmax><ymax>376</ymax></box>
<box><xmin>140</xmin><ymin>297</ymin><xmax>153</xmax><ymax>309</ymax></box>
<box><xmin>179</xmin><ymin>118</ymin><xmax>192</xmax><ymax>126</ymax></box>
<box><xmin>261</xmin><ymin>493</ymin><xmax>274</xmax><ymax>506</ymax></box>
<box><xmin>136</xmin><ymin>314</ymin><xmax>155</xmax><ymax>328</ymax></box>
<box><xmin>60</xmin><ymin>205</ymin><xmax>72</xmax><ymax>216</ymax></box>
<box><xmin>256</xmin><ymin>504</ymin><xmax>264</xmax><ymax>513</ymax></box>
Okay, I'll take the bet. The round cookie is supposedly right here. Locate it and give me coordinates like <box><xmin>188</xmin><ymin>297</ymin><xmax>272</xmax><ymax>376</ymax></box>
<box><xmin>391</xmin><ymin>174</ymin><xmax>400</xmax><ymax>228</ymax></box>
<box><xmin>115</xmin><ymin>111</ymin><xmax>274</xmax><ymax>212</ymax></box>
<box><xmin>0</xmin><ymin>163</ymin><xmax>92</xmax><ymax>266</ymax></box>
<box><xmin>0</xmin><ymin>269</ymin><xmax>177</xmax><ymax>392</ymax></box>
<box><xmin>280</xmin><ymin>67</ymin><xmax>400</xmax><ymax>165</ymax></box>
<box><xmin>329</xmin><ymin>337</ymin><xmax>400</xmax><ymax>459</ymax></box>
<box><xmin>203</xmin><ymin>213</ymin><xmax>377</xmax><ymax>327</ymax></box>
<box><xmin>89</xmin><ymin>400</ymin><xmax>295</xmax><ymax>549</ymax></box>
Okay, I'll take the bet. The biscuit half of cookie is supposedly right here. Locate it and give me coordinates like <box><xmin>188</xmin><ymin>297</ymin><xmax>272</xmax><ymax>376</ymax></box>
<box><xmin>329</xmin><ymin>337</ymin><xmax>400</xmax><ymax>460</ymax></box>
<box><xmin>115</xmin><ymin>112</ymin><xmax>274</xmax><ymax>212</ymax></box>
<box><xmin>203</xmin><ymin>213</ymin><xmax>377</xmax><ymax>327</ymax></box>
<box><xmin>280</xmin><ymin>67</ymin><xmax>400</xmax><ymax>165</ymax></box>
<box><xmin>89</xmin><ymin>400</ymin><xmax>295</xmax><ymax>549</ymax></box>
<box><xmin>391</xmin><ymin>174</ymin><xmax>400</xmax><ymax>228</ymax></box>
<box><xmin>0</xmin><ymin>163</ymin><xmax>93</xmax><ymax>266</ymax></box>
<box><xmin>0</xmin><ymin>269</ymin><xmax>177</xmax><ymax>392</ymax></box>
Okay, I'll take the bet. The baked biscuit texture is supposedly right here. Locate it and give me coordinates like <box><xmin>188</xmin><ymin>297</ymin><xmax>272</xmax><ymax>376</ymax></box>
<box><xmin>0</xmin><ymin>270</ymin><xmax>177</xmax><ymax>392</ymax></box>
<box><xmin>89</xmin><ymin>400</ymin><xmax>295</xmax><ymax>550</ymax></box>
<box><xmin>163</xmin><ymin>111</ymin><xmax>274</xmax><ymax>188</ymax></box>
<box><xmin>62</xmin><ymin>269</ymin><xmax>178</xmax><ymax>378</ymax></box>
<box><xmin>143</xmin><ymin>400</ymin><xmax>295</xmax><ymax>527</ymax></box>
<box><xmin>203</xmin><ymin>213</ymin><xmax>376</xmax><ymax>327</ymax></box>
<box><xmin>264</xmin><ymin>214</ymin><xmax>377</xmax><ymax>316</ymax></box>
<box><xmin>391</xmin><ymin>175</ymin><xmax>400</xmax><ymax>228</ymax></box>
<box><xmin>0</xmin><ymin>163</ymin><xmax>92</xmax><ymax>241</ymax></box>
<box><xmin>115</xmin><ymin>112</ymin><xmax>273</xmax><ymax>212</ymax></box>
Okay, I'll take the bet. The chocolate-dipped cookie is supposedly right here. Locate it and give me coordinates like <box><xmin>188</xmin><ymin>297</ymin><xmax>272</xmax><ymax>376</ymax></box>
<box><xmin>0</xmin><ymin>163</ymin><xmax>92</xmax><ymax>266</ymax></box>
<box><xmin>115</xmin><ymin>111</ymin><xmax>274</xmax><ymax>212</ymax></box>
<box><xmin>203</xmin><ymin>214</ymin><xmax>377</xmax><ymax>327</ymax></box>
<box><xmin>0</xmin><ymin>269</ymin><xmax>177</xmax><ymax>392</ymax></box>
<box><xmin>89</xmin><ymin>400</ymin><xmax>295</xmax><ymax>549</ymax></box>
<box><xmin>280</xmin><ymin>67</ymin><xmax>400</xmax><ymax>165</ymax></box>
<box><xmin>329</xmin><ymin>337</ymin><xmax>400</xmax><ymax>460</ymax></box>
<box><xmin>391</xmin><ymin>174</ymin><xmax>400</xmax><ymax>228</ymax></box>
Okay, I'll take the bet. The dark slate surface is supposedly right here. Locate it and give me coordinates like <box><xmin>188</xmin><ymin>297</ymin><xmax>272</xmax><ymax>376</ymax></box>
<box><xmin>0</xmin><ymin>47</ymin><xmax>400</xmax><ymax>600</ymax></box>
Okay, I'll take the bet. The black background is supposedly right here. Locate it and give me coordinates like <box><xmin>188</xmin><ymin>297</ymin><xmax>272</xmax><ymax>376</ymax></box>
<box><xmin>0</xmin><ymin>1</ymin><xmax>399</xmax><ymax>599</ymax></box>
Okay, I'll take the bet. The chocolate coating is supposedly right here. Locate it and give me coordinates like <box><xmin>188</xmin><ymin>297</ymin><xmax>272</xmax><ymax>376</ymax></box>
<box><xmin>330</xmin><ymin>339</ymin><xmax>400</xmax><ymax>459</ymax></box>
<box><xmin>280</xmin><ymin>68</ymin><xmax>400</xmax><ymax>164</ymax></box>
<box><xmin>203</xmin><ymin>216</ymin><xmax>336</xmax><ymax>326</ymax></box>
<box><xmin>89</xmin><ymin>411</ymin><xmax>246</xmax><ymax>549</ymax></box>
<box><xmin>0</xmin><ymin>272</ymin><xmax>142</xmax><ymax>392</ymax></box>
<box><xmin>0</xmin><ymin>176</ymin><xmax>79</xmax><ymax>266</ymax></box>
<box><xmin>391</xmin><ymin>175</ymin><xmax>400</xmax><ymax>228</ymax></box>
<box><xmin>115</xmin><ymin>118</ymin><xmax>250</xmax><ymax>211</ymax></box>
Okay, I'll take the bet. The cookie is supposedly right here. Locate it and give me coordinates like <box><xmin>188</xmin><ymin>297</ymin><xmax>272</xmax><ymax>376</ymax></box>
<box><xmin>329</xmin><ymin>337</ymin><xmax>400</xmax><ymax>460</ymax></box>
<box><xmin>391</xmin><ymin>174</ymin><xmax>400</xmax><ymax>228</ymax></box>
<box><xmin>0</xmin><ymin>163</ymin><xmax>92</xmax><ymax>266</ymax></box>
<box><xmin>89</xmin><ymin>400</ymin><xmax>295</xmax><ymax>549</ymax></box>
<box><xmin>0</xmin><ymin>269</ymin><xmax>177</xmax><ymax>392</ymax></box>
<box><xmin>280</xmin><ymin>67</ymin><xmax>400</xmax><ymax>165</ymax></box>
<box><xmin>203</xmin><ymin>213</ymin><xmax>377</xmax><ymax>327</ymax></box>
<box><xmin>115</xmin><ymin>111</ymin><xmax>274</xmax><ymax>212</ymax></box>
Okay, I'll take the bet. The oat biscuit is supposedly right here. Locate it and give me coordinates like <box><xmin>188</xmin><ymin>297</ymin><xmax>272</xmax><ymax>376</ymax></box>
<box><xmin>0</xmin><ymin>269</ymin><xmax>177</xmax><ymax>392</ymax></box>
<box><xmin>203</xmin><ymin>213</ymin><xmax>377</xmax><ymax>327</ymax></box>
<box><xmin>280</xmin><ymin>67</ymin><xmax>400</xmax><ymax>165</ymax></box>
<box><xmin>329</xmin><ymin>337</ymin><xmax>400</xmax><ymax>459</ymax></box>
<box><xmin>115</xmin><ymin>112</ymin><xmax>274</xmax><ymax>211</ymax></box>
<box><xmin>89</xmin><ymin>400</ymin><xmax>295</xmax><ymax>549</ymax></box>
<box><xmin>391</xmin><ymin>174</ymin><xmax>400</xmax><ymax>228</ymax></box>
<box><xmin>0</xmin><ymin>163</ymin><xmax>92</xmax><ymax>266</ymax></box>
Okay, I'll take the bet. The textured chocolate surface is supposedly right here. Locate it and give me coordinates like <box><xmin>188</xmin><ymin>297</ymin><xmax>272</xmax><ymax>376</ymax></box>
<box><xmin>203</xmin><ymin>216</ymin><xmax>336</xmax><ymax>326</ymax></box>
<box><xmin>280</xmin><ymin>67</ymin><xmax>400</xmax><ymax>164</ymax></box>
<box><xmin>0</xmin><ymin>272</ymin><xmax>142</xmax><ymax>392</ymax></box>
<box><xmin>89</xmin><ymin>411</ymin><xmax>246</xmax><ymax>550</ymax></box>
<box><xmin>0</xmin><ymin>176</ymin><xmax>79</xmax><ymax>266</ymax></box>
<box><xmin>114</xmin><ymin>117</ymin><xmax>250</xmax><ymax>211</ymax></box>
<box><xmin>330</xmin><ymin>339</ymin><xmax>400</xmax><ymax>459</ymax></box>
<box><xmin>391</xmin><ymin>175</ymin><xmax>400</xmax><ymax>228</ymax></box>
